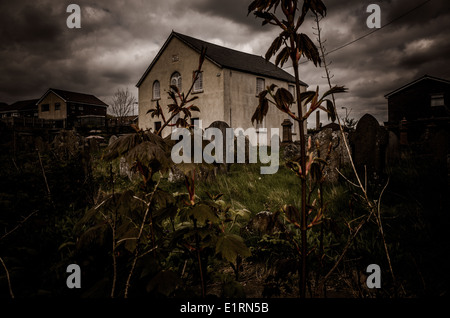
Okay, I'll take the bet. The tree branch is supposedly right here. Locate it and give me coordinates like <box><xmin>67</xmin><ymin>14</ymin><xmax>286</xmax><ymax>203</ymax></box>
<box><xmin>0</xmin><ymin>257</ymin><xmax>14</xmax><ymax>298</ymax></box>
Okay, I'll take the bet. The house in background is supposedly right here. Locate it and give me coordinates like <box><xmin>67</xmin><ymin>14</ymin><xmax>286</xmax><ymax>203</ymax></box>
<box><xmin>0</xmin><ymin>99</ymin><xmax>39</xmax><ymax>118</ymax></box>
<box><xmin>384</xmin><ymin>75</ymin><xmax>450</xmax><ymax>143</ymax></box>
<box><xmin>36</xmin><ymin>88</ymin><xmax>108</xmax><ymax>129</ymax></box>
<box><xmin>384</xmin><ymin>74</ymin><xmax>450</xmax><ymax>179</ymax></box>
<box><xmin>136</xmin><ymin>31</ymin><xmax>308</xmax><ymax>142</ymax></box>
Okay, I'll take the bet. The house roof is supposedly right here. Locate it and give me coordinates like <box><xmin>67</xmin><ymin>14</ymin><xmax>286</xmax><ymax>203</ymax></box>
<box><xmin>136</xmin><ymin>31</ymin><xmax>307</xmax><ymax>87</ymax></box>
<box><xmin>384</xmin><ymin>75</ymin><xmax>450</xmax><ymax>98</ymax></box>
<box><xmin>37</xmin><ymin>88</ymin><xmax>108</xmax><ymax>107</ymax></box>
<box><xmin>0</xmin><ymin>99</ymin><xmax>39</xmax><ymax>113</ymax></box>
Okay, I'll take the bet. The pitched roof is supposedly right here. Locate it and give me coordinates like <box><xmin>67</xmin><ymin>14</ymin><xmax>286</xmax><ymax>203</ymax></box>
<box><xmin>137</xmin><ymin>31</ymin><xmax>307</xmax><ymax>87</ymax></box>
<box><xmin>37</xmin><ymin>88</ymin><xmax>108</xmax><ymax>107</ymax></box>
<box><xmin>0</xmin><ymin>99</ymin><xmax>39</xmax><ymax>113</ymax></box>
<box><xmin>385</xmin><ymin>75</ymin><xmax>450</xmax><ymax>98</ymax></box>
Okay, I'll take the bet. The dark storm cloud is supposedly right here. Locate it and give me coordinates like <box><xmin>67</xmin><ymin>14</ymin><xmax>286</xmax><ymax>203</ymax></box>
<box><xmin>191</xmin><ymin>0</ymin><xmax>264</xmax><ymax>31</ymax></box>
<box><xmin>293</xmin><ymin>0</ymin><xmax>450</xmax><ymax>125</ymax></box>
<box><xmin>0</xmin><ymin>0</ymin><xmax>449</xmax><ymax>126</ymax></box>
<box><xmin>0</xmin><ymin>2</ymin><xmax>63</xmax><ymax>47</ymax></box>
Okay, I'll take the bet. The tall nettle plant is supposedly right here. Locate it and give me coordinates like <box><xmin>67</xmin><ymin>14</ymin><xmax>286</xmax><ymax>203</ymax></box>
<box><xmin>248</xmin><ymin>0</ymin><xmax>346</xmax><ymax>297</ymax></box>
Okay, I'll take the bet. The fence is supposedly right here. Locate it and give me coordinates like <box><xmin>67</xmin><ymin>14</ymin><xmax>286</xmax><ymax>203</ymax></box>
<box><xmin>1</xmin><ymin>117</ymin><xmax>58</xmax><ymax>128</ymax></box>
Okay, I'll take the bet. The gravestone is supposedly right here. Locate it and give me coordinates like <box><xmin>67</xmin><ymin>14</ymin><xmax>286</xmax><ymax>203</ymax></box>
<box><xmin>350</xmin><ymin>114</ymin><xmax>388</xmax><ymax>176</ymax></box>
<box><xmin>386</xmin><ymin>131</ymin><xmax>400</xmax><ymax>165</ymax></box>
<box><xmin>207</xmin><ymin>121</ymin><xmax>230</xmax><ymax>164</ymax></box>
<box><xmin>108</xmin><ymin>135</ymin><xmax>118</xmax><ymax>147</ymax></box>
<box><xmin>207</xmin><ymin>121</ymin><xmax>231</xmax><ymax>174</ymax></box>
<box><xmin>312</xmin><ymin>128</ymin><xmax>351</xmax><ymax>183</ymax></box>
<box><xmin>281</xmin><ymin>119</ymin><xmax>293</xmax><ymax>144</ymax></box>
<box><xmin>119</xmin><ymin>156</ymin><xmax>140</xmax><ymax>181</ymax></box>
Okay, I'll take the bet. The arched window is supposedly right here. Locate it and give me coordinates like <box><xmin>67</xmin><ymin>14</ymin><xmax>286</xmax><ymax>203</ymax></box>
<box><xmin>193</xmin><ymin>71</ymin><xmax>203</xmax><ymax>92</ymax></box>
<box><xmin>170</xmin><ymin>72</ymin><xmax>182</xmax><ymax>92</ymax></box>
<box><xmin>152</xmin><ymin>80</ymin><xmax>160</xmax><ymax>100</ymax></box>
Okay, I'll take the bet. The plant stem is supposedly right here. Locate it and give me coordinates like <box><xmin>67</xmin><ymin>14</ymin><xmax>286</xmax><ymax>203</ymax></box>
<box><xmin>110</xmin><ymin>164</ymin><xmax>117</xmax><ymax>298</ymax></box>
<box><xmin>316</xmin><ymin>206</ymin><xmax>376</xmax><ymax>294</ymax></box>
<box><xmin>314</xmin><ymin>14</ymin><xmax>396</xmax><ymax>296</ymax></box>
<box><xmin>375</xmin><ymin>179</ymin><xmax>397</xmax><ymax>295</ymax></box>
<box><xmin>0</xmin><ymin>257</ymin><xmax>14</xmax><ymax>298</ymax></box>
<box><xmin>289</xmin><ymin>34</ymin><xmax>308</xmax><ymax>298</ymax></box>
<box><xmin>0</xmin><ymin>210</ymin><xmax>38</xmax><ymax>242</ymax></box>
<box><xmin>193</xmin><ymin>219</ymin><xmax>206</xmax><ymax>298</ymax></box>
<box><xmin>124</xmin><ymin>176</ymin><xmax>161</xmax><ymax>298</ymax></box>
<box><xmin>37</xmin><ymin>148</ymin><xmax>51</xmax><ymax>197</ymax></box>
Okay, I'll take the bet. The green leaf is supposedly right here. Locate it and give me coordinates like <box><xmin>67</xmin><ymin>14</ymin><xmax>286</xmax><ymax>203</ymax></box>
<box><xmin>186</xmin><ymin>96</ymin><xmax>199</xmax><ymax>104</ymax></box>
<box><xmin>205</xmin><ymin>191</ymin><xmax>224</xmax><ymax>201</ymax></box>
<box><xmin>268</xmin><ymin>83</ymin><xmax>278</xmax><ymax>92</ymax></box>
<box><xmin>215</xmin><ymin>233</ymin><xmax>251</xmax><ymax>264</ymax></box>
<box><xmin>170</xmin><ymin>84</ymin><xmax>180</xmax><ymax>94</ymax></box>
<box><xmin>189</xmin><ymin>105</ymin><xmax>200</xmax><ymax>112</ymax></box>
<box><xmin>310</xmin><ymin>0</ymin><xmax>327</xmax><ymax>17</ymax></box>
<box><xmin>175</xmin><ymin>117</ymin><xmax>188</xmax><ymax>128</ymax></box>
<box><xmin>299</xmin><ymin>90</ymin><xmax>317</xmax><ymax>104</ymax></box>
<box><xmin>321</xmin><ymin>85</ymin><xmax>348</xmax><ymax>99</ymax></box>
<box><xmin>124</xmin><ymin>141</ymin><xmax>172</xmax><ymax>172</ymax></box>
<box><xmin>274</xmin><ymin>87</ymin><xmax>294</xmax><ymax>110</ymax></box>
<box><xmin>325</xmin><ymin>99</ymin><xmax>336</xmax><ymax>122</ymax></box>
<box><xmin>190</xmin><ymin>204</ymin><xmax>218</xmax><ymax>224</ymax></box>
<box><xmin>251</xmin><ymin>97</ymin><xmax>269</xmax><ymax>125</ymax></box>
<box><xmin>296</xmin><ymin>33</ymin><xmax>321</xmax><ymax>66</ymax></box>
<box><xmin>275</xmin><ymin>46</ymin><xmax>290</xmax><ymax>67</ymax></box>
<box><xmin>103</xmin><ymin>131</ymin><xmax>169</xmax><ymax>162</ymax></box>
<box><xmin>265</xmin><ymin>35</ymin><xmax>283</xmax><ymax>61</ymax></box>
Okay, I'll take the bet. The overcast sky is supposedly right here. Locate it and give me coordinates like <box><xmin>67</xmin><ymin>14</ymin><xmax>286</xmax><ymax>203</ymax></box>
<box><xmin>1</xmin><ymin>0</ymin><xmax>449</xmax><ymax>127</ymax></box>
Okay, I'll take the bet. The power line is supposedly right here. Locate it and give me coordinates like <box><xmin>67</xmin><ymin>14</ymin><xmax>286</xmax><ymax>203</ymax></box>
<box><xmin>327</xmin><ymin>0</ymin><xmax>432</xmax><ymax>55</ymax></box>
<box><xmin>283</xmin><ymin>0</ymin><xmax>433</xmax><ymax>68</ymax></box>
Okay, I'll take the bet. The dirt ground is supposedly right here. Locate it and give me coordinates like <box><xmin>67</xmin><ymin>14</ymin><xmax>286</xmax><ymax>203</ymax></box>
<box><xmin>207</xmin><ymin>260</ymin><xmax>357</xmax><ymax>298</ymax></box>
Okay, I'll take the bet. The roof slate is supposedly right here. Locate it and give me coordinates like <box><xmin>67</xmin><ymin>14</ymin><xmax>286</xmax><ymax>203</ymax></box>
<box><xmin>137</xmin><ymin>31</ymin><xmax>307</xmax><ymax>87</ymax></box>
<box><xmin>0</xmin><ymin>99</ymin><xmax>39</xmax><ymax>112</ymax></box>
<box><xmin>45</xmin><ymin>88</ymin><xmax>108</xmax><ymax>107</ymax></box>
<box><xmin>384</xmin><ymin>75</ymin><xmax>450</xmax><ymax>98</ymax></box>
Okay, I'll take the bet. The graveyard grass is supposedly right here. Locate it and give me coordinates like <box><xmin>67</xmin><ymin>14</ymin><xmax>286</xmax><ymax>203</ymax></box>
<box><xmin>0</xmin><ymin>131</ymin><xmax>448</xmax><ymax>298</ymax></box>
<box><xmin>91</xmin><ymin>143</ymin><xmax>449</xmax><ymax>298</ymax></box>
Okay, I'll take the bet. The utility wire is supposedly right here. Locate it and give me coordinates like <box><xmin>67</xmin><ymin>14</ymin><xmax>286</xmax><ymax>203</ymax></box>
<box><xmin>327</xmin><ymin>0</ymin><xmax>432</xmax><ymax>55</ymax></box>
<box><xmin>283</xmin><ymin>0</ymin><xmax>433</xmax><ymax>68</ymax></box>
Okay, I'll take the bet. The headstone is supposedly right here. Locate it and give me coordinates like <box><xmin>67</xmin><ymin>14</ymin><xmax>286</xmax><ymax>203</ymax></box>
<box><xmin>207</xmin><ymin>121</ymin><xmax>230</xmax><ymax>164</ymax></box>
<box><xmin>281</xmin><ymin>119</ymin><xmax>293</xmax><ymax>144</ymax></box>
<box><xmin>207</xmin><ymin>121</ymin><xmax>231</xmax><ymax>173</ymax></box>
<box><xmin>312</xmin><ymin>128</ymin><xmax>351</xmax><ymax>183</ymax></box>
<box><xmin>350</xmin><ymin>114</ymin><xmax>388</xmax><ymax>176</ymax></box>
<box><xmin>119</xmin><ymin>157</ymin><xmax>139</xmax><ymax>181</ymax></box>
<box><xmin>399</xmin><ymin>118</ymin><xmax>408</xmax><ymax>146</ymax></box>
<box><xmin>386</xmin><ymin>131</ymin><xmax>400</xmax><ymax>165</ymax></box>
<box><xmin>108</xmin><ymin>135</ymin><xmax>118</xmax><ymax>147</ymax></box>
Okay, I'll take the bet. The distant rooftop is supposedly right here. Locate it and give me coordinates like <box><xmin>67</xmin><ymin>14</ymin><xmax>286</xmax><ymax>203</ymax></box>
<box><xmin>38</xmin><ymin>88</ymin><xmax>108</xmax><ymax>107</ymax></box>
<box><xmin>385</xmin><ymin>75</ymin><xmax>450</xmax><ymax>98</ymax></box>
<box><xmin>0</xmin><ymin>99</ymin><xmax>39</xmax><ymax>113</ymax></box>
